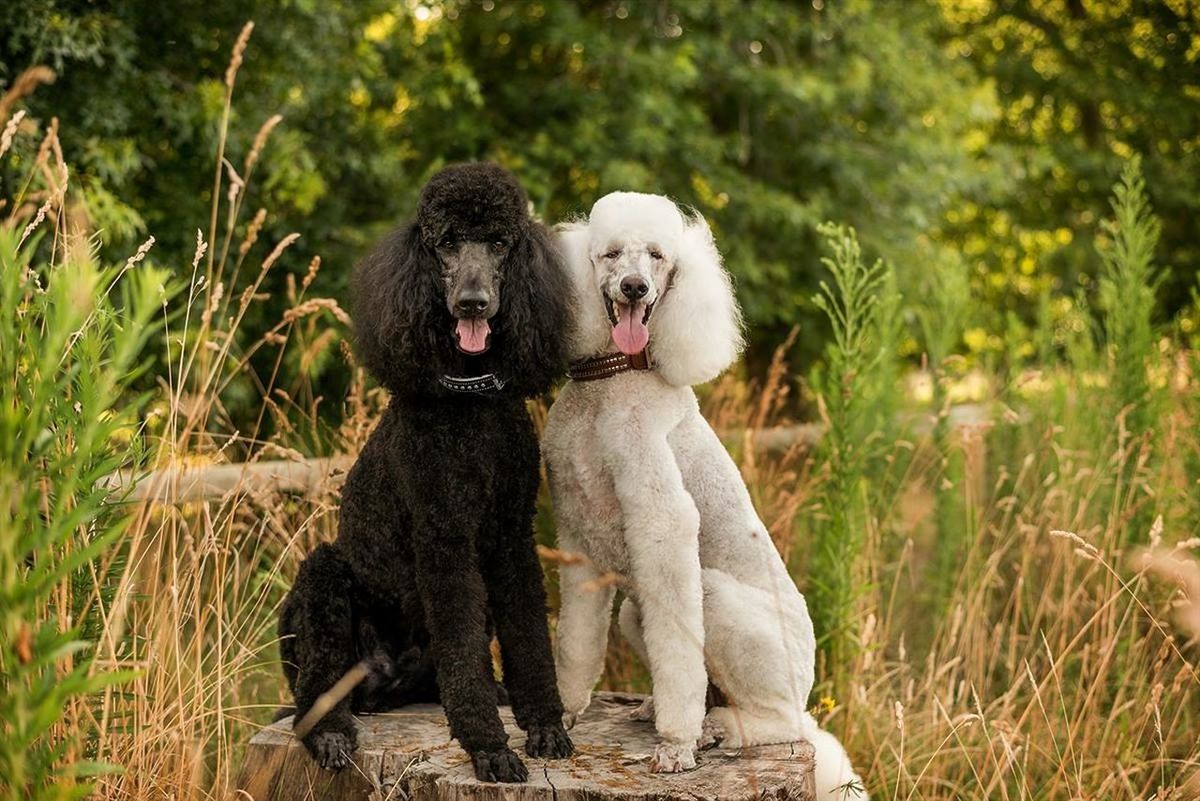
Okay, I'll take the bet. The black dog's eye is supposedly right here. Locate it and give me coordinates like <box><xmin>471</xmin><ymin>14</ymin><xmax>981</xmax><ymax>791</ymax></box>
<box><xmin>437</xmin><ymin>234</ymin><xmax>456</xmax><ymax>249</ymax></box>
<box><xmin>649</xmin><ymin>248</ymin><xmax>664</xmax><ymax>260</ymax></box>
<box><xmin>490</xmin><ymin>238</ymin><xmax>509</xmax><ymax>251</ymax></box>
<box><xmin>603</xmin><ymin>248</ymin><xmax>622</xmax><ymax>260</ymax></box>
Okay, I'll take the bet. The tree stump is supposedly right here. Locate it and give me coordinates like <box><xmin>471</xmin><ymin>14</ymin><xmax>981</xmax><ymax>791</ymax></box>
<box><xmin>237</xmin><ymin>692</ymin><xmax>815</xmax><ymax>800</ymax></box>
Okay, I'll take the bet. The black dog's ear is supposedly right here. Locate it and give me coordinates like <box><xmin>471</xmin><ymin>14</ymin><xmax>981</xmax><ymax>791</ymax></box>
<box><xmin>497</xmin><ymin>223</ymin><xmax>572</xmax><ymax>396</ymax></box>
<box><xmin>353</xmin><ymin>222</ymin><xmax>452</xmax><ymax>392</ymax></box>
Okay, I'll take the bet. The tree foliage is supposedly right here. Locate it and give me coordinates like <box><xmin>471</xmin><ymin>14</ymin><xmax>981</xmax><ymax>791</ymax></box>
<box><xmin>1</xmin><ymin>0</ymin><xmax>1196</xmax><ymax>394</ymax></box>
<box><xmin>1</xmin><ymin>0</ymin><xmax>984</xmax><ymax>375</ymax></box>
<box><xmin>936</xmin><ymin>0</ymin><xmax>1199</xmax><ymax>340</ymax></box>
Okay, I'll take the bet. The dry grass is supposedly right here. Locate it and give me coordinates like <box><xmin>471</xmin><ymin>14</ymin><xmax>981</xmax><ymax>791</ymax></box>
<box><xmin>79</xmin><ymin>337</ymin><xmax>1200</xmax><ymax>800</ymax></box>
<box><xmin>708</xmin><ymin>362</ymin><xmax>1199</xmax><ymax>800</ymax></box>
<box><xmin>82</xmin><ymin>174</ymin><xmax>373</xmax><ymax>801</ymax></box>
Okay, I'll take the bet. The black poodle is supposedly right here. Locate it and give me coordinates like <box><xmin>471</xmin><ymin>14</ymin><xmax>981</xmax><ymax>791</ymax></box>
<box><xmin>278</xmin><ymin>163</ymin><xmax>574</xmax><ymax>783</ymax></box>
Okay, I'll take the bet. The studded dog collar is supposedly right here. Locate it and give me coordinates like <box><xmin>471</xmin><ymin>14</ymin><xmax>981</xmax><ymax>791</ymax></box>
<box><xmin>437</xmin><ymin>373</ymin><xmax>507</xmax><ymax>394</ymax></box>
<box><xmin>567</xmin><ymin>351</ymin><xmax>651</xmax><ymax>382</ymax></box>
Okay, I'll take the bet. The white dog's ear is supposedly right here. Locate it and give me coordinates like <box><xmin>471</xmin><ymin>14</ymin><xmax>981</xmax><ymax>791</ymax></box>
<box><xmin>649</xmin><ymin>210</ymin><xmax>745</xmax><ymax>386</ymax></box>
<box><xmin>555</xmin><ymin>220</ymin><xmax>613</xmax><ymax>362</ymax></box>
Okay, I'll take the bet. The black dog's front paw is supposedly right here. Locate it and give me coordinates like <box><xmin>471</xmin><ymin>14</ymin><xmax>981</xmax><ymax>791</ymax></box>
<box><xmin>472</xmin><ymin>746</ymin><xmax>529</xmax><ymax>782</ymax></box>
<box><xmin>524</xmin><ymin>720</ymin><xmax>574</xmax><ymax>759</ymax></box>
<box><xmin>304</xmin><ymin>728</ymin><xmax>357</xmax><ymax>771</ymax></box>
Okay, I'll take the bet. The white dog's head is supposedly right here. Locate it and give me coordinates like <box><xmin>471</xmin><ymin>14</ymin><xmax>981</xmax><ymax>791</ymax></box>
<box><xmin>557</xmin><ymin>191</ymin><xmax>744</xmax><ymax>387</ymax></box>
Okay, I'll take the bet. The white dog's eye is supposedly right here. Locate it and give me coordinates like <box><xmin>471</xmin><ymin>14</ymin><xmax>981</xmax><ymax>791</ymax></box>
<box><xmin>603</xmin><ymin>248</ymin><xmax>622</xmax><ymax>260</ymax></box>
<box><xmin>649</xmin><ymin>248</ymin><xmax>664</xmax><ymax>260</ymax></box>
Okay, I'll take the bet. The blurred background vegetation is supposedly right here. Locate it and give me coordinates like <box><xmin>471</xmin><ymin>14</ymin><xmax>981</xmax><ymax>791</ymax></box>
<box><xmin>4</xmin><ymin>0</ymin><xmax>1197</xmax><ymax>408</ymax></box>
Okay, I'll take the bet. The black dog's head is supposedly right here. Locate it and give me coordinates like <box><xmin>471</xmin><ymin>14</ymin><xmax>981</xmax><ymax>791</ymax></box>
<box><xmin>353</xmin><ymin>163</ymin><xmax>570</xmax><ymax>397</ymax></box>
<box><xmin>414</xmin><ymin>164</ymin><xmax>530</xmax><ymax>356</ymax></box>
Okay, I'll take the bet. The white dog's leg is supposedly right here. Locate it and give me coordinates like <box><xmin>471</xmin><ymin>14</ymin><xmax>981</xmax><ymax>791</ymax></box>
<box><xmin>606</xmin><ymin>435</ymin><xmax>707</xmax><ymax>773</ymax></box>
<box><xmin>617</xmin><ymin>597</ymin><xmax>649</xmax><ymax>662</ymax></box>
<box><xmin>702</xmin><ymin>706</ymin><xmax>800</xmax><ymax>750</ymax></box>
<box><xmin>699</xmin><ymin>567</ymin><xmax>812</xmax><ymax>745</ymax></box>
<box><xmin>617</xmin><ymin>598</ymin><xmax>655</xmax><ymax>722</ymax></box>
<box><xmin>554</xmin><ymin>532</ymin><xmax>617</xmax><ymax>727</ymax></box>
<box><xmin>698</xmin><ymin>569</ymin><xmax>865</xmax><ymax>796</ymax></box>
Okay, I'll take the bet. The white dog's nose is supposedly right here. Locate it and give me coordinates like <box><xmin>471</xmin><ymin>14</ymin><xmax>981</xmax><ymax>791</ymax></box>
<box><xmin>620</xmin><ymin>275</ymin><xmax>649</xmax><ymax>300</ymax></box>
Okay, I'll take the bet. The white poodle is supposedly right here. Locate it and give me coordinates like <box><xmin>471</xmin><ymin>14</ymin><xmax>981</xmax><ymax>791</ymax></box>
<box><xmin>545</xmin><ymin>192</ymin><xmax>865</xmax><ymax>797</ymax></box>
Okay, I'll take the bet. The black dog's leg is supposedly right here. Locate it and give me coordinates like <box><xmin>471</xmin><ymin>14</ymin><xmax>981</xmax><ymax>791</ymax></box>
<box><xmin>481</xmin><ymin>472</ymin><xmax>574</xmax><ymax>760</ymax></box>
<box><xmin>413</xmin><ymin>515</ymin><xmax>528</xmax><ymax>783</ymax></box>
<box><xmin>279</xmin><ymin>542</ymin><xmax>360</xmax><ymax>770</ymax></box>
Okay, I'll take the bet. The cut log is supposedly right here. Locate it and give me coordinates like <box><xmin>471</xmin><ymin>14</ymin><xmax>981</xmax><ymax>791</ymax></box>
<box><xmin>100</xmin><ymin>455</ymin><xmax>354</xmax><ymax>504</ymax></box>
<box><xmin>236</xmin><ymin>692</ymin><xmax>815</xmax><ymax>801</ymax></box>
<box><xmin>107</xmin><ymin>407</ymin><xmax>998</xmax><ymax>505</ymax></box>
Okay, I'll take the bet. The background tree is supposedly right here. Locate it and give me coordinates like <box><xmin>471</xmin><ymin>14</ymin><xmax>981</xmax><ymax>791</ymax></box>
<box><xmin>2</xmin><ymin>0</ymin><xmax>984</xmax><ymax>399</ymax></box>
<box><xmin>3</xmin><ymin>0</ymin><xmax>1198</xmax><ymax>407</ymax></box>
<box><xmin>936</xmin><ymin>0</ymin><xmax>1199</xmax><ymax>353</ymax></box>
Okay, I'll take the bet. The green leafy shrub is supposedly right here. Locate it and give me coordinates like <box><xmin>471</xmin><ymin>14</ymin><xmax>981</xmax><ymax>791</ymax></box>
<box><xmin>0</xmin><ymin>225</ymin><xmax>171</xmax><ymax>800</ymax></box>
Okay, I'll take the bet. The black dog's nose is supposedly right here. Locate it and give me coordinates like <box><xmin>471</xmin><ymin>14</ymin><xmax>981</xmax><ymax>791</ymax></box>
<box><xmin>455</xmin><ymin>290</ymin><xmax>490</xmax><ymax>316</ymax></box>
<box><xmin>620</xmin><ymin>276</ymin><xmax>649</xmax><ymax>300</ymax></box>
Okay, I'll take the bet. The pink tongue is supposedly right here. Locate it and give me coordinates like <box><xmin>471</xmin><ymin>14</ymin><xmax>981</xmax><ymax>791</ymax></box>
<box><xmin>611</xmin><ymin>303</ymin><xmax>649</xmax><ymax>356</ymax></box>
<box><xmin>456</xmin><ymin>318</ymin><xmax>490</xmax><ymax>353</ymax></box>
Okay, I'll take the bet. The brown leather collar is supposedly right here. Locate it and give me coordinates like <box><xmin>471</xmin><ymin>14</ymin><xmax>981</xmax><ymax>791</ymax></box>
<box><xmin>568</xmin><ymin>350</ymin><xmax>651</xmax><ymax>381</ymax></box>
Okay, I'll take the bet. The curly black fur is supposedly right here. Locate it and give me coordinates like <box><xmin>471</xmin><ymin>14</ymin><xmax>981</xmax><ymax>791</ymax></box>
<box><xmin>279</xmin><ymin>163</ymin><xmax>574</xmax><ymax>782</ymax></box>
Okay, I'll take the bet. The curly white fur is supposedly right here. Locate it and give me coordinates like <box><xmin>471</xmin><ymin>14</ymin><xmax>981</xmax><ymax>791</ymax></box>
<box><xmin>547</xmin><ymin>192</ymin><xmax>866</xmax><ymax>798</ymax></box>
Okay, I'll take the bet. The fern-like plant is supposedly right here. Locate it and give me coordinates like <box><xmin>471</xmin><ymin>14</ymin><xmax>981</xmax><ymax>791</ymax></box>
<box><xmin>1098</xmin><ymin>155</ymin><xmax>1163</xmax><ymax>438</ymax></box>
<box><xmin>1094</xmin><ymin>156</ymin><xmax>1165</xmax><ymax>543</ymax></box>
<box><xmin>808</xmin><ymin>222</ymin><xmax>895</xmax><ymax>692</ymax></box>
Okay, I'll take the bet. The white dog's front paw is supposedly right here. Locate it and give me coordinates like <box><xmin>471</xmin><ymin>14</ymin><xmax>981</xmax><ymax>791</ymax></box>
<box><xmin>630</xmin><ymin>696</ymin><xmax>654</xmax><ymax>722</ymax></box>
<box><xmin>650</xmin><ymin>742</ymin><xmax>697</xmax><ymax>773</ymax></box>
<box><xmin>562</xmin><ymin>711</ymin><xmax>579</xmax><ymax>729</ymax></box>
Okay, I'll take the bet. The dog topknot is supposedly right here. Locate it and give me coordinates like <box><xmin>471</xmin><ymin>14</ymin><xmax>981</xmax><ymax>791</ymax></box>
<box><xmin>415</xmin><ymin>163</ymin><xmax>531</xmax><ymax>245</ymax></box>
